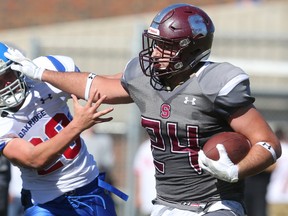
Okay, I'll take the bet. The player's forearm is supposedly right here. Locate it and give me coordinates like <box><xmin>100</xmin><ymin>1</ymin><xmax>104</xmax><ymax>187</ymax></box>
<box><xmin>42</xmin><ymin>70</ymin><xmax>133</xmax><ymax>104</ymax></box>
<box><xmin>42</xmin><ymin>69</ymin><xmax>88</xmax><ymax>99</ymax></box>
<box><xmin>28</xmin><ymin>120</ymin><xmax>83</xmax><ymax>169</ymax></box>
<box><xmin>237</xmin><ymin>142</ymin><xmax>279</xmax><ymax>179</ymax></box>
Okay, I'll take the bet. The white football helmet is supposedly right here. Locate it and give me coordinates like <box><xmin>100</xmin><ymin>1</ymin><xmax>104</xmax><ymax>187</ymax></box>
<box><xmin>0</xmin><ymin>42</ymin><xmax>26</xmax><ymax>111</ymax></box>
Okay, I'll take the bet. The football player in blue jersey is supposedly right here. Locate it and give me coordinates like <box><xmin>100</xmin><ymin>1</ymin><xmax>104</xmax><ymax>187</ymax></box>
<box><xmin>0</xmin><ymin>42</ymin><xmax>128</xmax><ymax>216</ymax></box>
<box><xmin>6</xmin><ymin>3</ymin><xmax>281</xmax><ymax>216</ymax></box>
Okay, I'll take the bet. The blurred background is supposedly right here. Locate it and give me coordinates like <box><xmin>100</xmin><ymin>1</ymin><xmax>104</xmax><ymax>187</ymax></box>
<box><xmin>1</xmin><ymin>0</ymin><xmax>287</xmax><ymax>215</ymax></box>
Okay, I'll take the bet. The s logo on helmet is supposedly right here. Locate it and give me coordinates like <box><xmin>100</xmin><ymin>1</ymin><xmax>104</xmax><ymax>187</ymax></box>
<box><xmin>160</xmin><ymin>103</ymin><xmax>171</xmax><ymax>119</ymax></box>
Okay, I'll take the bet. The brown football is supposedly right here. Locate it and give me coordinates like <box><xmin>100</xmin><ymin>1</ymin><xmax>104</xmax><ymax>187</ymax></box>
<box><xmin>203</xmin><ymin>132</ymin><xmax>251</xmax><ymax>164</ymax></box>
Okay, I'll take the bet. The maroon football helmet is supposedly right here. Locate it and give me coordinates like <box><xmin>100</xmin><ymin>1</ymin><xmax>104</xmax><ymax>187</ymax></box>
<box><xmin>139</xmin><ymin>4</ymin><xmax>215</xmax><ymax>90</ymax></box>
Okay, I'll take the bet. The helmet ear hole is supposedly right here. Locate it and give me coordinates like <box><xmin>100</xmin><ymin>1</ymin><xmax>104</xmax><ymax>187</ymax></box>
<box><xmin>179</xmin><ymin>39</ymin><xmax>191</xmax><ymax>48</ymax></box>
<box><xmin>174</xmin><ymin>62</ymin><xmax>183</xmax><ymax>70</ymax></box>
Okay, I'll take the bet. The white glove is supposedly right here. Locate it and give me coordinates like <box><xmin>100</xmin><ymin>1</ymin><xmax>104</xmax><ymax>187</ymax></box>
<box><xmin>198</xmin><ymin>144</ymin><xmax>239</xmax><ymax>183</ymax></box>
<box><xmin>4</xmin><ymin>48</ymin><xmax>45</xmax><ymax>81</ymax></box>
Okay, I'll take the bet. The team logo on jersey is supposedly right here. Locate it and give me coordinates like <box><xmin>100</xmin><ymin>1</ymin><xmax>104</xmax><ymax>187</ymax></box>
<box><xmin>40</xmin><ymin>94</ymin><xmax>53</xmax><ymax>104</ymax></box>
<box><xmin>160</xmin><ymin>103</ymin><xmax>171</xmax><ymax>119</ymax></box>
<box><xmin>18</xmin><ymin>110</ymin><xmax>47</xmax><ymax>138</ymax></box>
<box><xmin>184</xmin><ymin>96</ymin><xmax>196</xmax><ymax>105</ymax></box>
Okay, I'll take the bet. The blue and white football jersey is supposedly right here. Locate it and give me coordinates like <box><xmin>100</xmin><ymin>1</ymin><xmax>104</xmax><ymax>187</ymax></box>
<box><xmin>0</xmin><ymin>56</ymin><xmax>98</xmax><ymax>204</ymax></box>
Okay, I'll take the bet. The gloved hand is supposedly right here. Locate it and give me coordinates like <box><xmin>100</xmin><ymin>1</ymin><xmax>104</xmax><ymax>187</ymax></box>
<box><xmin>198</xmin><ymin>144</ymin><xmax>239</xmax><ymax>183</ymax></box>
<box><xmin>4</xmin><ymin>48</ymin><xmax>45</xmax><ymax>81</ymax></box>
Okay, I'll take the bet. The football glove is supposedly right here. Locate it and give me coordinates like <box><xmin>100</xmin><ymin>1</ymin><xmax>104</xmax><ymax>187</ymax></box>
<box><xmin>4</xmin><ymin>48</ymin><xmax>45</xmax><ymax>81</ymax></box>
<box><xmin>198</xmin><ymin>144</ymin><xmax>239</xmax><ymax>183</ymax></box>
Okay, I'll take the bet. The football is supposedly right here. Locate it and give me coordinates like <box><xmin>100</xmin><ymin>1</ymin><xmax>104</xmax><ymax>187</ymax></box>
<box><xmin>203</xmin><ymin>132</ymin><xmax>251</xmax><ymax>164</ymax></box>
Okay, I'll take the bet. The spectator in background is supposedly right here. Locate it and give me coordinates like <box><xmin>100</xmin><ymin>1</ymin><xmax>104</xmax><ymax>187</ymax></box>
<box><xmin>8</xmin><ymin>164</ymin><xmax>24</xmax><ymax>216</ymax></box>
<box><xmin>266</xmin><ymin>127</ymin><xmax>288</xmax><ymax>216</ymax></box>
<box><xmin>134</xmin><ymin>139</ymin><xmax>156</xmax><ymax>216</ymax></box>
<box><xmin>0</xmin><ymin>155</ymin><xmax>10</xmax><ymax>216</ymax></box>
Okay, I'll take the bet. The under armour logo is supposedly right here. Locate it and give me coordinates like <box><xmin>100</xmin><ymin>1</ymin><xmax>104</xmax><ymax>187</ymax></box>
<box><xmin>261</xmin><ymin>142</ymin><xmax>271</xmax><ymax>150</ymax></box>
<box><xmin>40</xmin><ymin>94</ymin><xmax>53</xmax><ymax>104</ymax></box>
<box><xmin>88</xmin><ymin>73</ymin><xmax>96</xmax><ymax>79</ymax></box>
<box><xmin>184</xmin><ymin>97</ymin><xmax>196</xmax><ymax>105</ymax></box>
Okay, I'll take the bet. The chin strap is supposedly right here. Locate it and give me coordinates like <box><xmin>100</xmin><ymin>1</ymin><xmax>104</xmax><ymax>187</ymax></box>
<box><xmin>189</xmin><ymin>49</ymin><xmax>211</xmax><ymax>70</ymax></box>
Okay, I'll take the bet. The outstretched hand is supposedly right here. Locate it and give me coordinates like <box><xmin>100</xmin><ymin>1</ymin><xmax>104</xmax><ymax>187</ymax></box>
<box><xmin>4</xmin><ymin>48</ymin><xmax>45</xmax><ymax>80</ymax></box>
<box><xmin>198</xmin><ymin>144</ymin><xmax>239</xmax><ymax>183</ymax></box>
<box><xmin>71</xmin><ymin>90</ymin><xmax>114</xmax><ymax>131</ymax></box>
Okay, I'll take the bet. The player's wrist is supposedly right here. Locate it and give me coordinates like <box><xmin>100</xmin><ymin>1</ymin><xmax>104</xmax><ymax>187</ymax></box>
<box><xmin>85</xmin><ymin>73</ymin><xmax>97</xmax><ymax>100</ymax></box>
<box><xmin>228</xmin><ymin>165</ymin><xmax>239</xmax><ymax>183</ymax></box>
<box><xmin>67</xmin><ymin>120</ymin><xmax>84</xmax><ymax>135</ymax></box>
<box><xmin>35</xmin><ymin>67</ymin><xmax>45</xmax><ymax>81</ymax></box>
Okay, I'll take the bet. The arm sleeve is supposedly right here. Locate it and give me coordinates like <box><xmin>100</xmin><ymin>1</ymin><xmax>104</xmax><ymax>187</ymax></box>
<box><xmin>199</xmin><ymin>62</ymin><xmax>255</xmax><ymax>119</ymax></box>
<box><xmin>214</xmin><ymin>78</ymin><xmax>255</xmax><ymax>118</ymax></box>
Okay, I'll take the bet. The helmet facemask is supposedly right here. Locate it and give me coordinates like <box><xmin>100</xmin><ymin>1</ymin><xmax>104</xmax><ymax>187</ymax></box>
<box><xmin>139</xmin><ymin>32</ymin><xmax>184</xmax><ymax>90</ymax></box>
<box><xmin>0</xmin><ymin>66</ymin><xmax>27</xmax><ymax>111</ymax></box>
<box><xmin>0</xmin><ymin>42</ymin><xmax>27</xmax><ymax>112</ymax></box>
<box><xmin>139</xmin><ymin>31</ymin><xmax>212</xmax><ymax>90</ymax></box>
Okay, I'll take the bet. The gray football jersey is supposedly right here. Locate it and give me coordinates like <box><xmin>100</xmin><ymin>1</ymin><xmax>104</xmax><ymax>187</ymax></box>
<box><xmin>122</xmin><ymin>57</ymin><xmax>255</xmax><ymax>209</ymax></box>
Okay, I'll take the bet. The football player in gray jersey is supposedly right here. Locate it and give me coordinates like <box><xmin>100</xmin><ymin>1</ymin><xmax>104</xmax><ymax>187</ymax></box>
<box><xmin>6</xmin><ymin>3</ymin><xmax>281</xmax><ymax>216</ymax></box>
